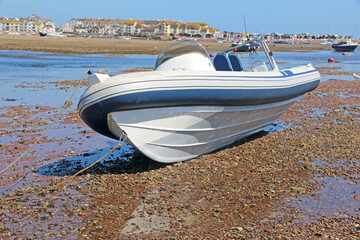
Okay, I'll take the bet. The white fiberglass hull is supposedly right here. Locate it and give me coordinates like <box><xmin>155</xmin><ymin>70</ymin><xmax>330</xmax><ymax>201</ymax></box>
<box><xmin>107</xmin><ymin>97</ymin><xmax>298</xmax><ymax>163</ymax></box>
<box><xmin>78</xmin><ymin>40</ymin><xmax>320</xmax><ymax>163</ymax></box>
<box><xmin>78</xmin><ymin>66</ymin><xmax>320</xmax><ymax>163</ymax></box>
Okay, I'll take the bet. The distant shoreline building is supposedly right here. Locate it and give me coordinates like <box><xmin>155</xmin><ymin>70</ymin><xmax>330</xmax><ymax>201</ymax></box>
<box><xmin>0</xmin><ymin>14</ymin><xmax>356</xmax><ymax>41</ymax></box>
<box><xmin>0</xmin><ymin>14</ymin><xmax>55</xmax><ymax>34</ymax></box>
<box><xmin>63</xmin><ymin>17</ymin><xmax>220</xmax><ymax>38</ymax></box>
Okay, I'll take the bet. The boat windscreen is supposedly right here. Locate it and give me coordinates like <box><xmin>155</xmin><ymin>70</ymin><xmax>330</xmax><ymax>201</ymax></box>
<box><xmin>155</xmin><ymin>41</ymin><xmax>210</xmax><ymax>69</ymax></box>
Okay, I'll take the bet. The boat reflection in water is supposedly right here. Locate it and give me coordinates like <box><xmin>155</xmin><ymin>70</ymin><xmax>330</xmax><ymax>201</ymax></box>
<box><xmin>78</xmin><ymin>39</ymin><xmax>320</xmax><ymax>163</ymax></box>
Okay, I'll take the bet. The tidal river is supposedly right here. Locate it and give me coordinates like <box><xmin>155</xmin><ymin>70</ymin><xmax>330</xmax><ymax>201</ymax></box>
<box><xmin>0</xmin><ymin>49</ymin><xmax>359</xmax><ymax>239</ymax></box>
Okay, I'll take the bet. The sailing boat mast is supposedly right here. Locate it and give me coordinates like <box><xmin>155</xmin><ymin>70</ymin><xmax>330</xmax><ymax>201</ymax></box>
<box><xmin>243</xmin><ymin>15</ymin><xmax>249</xmax><ymax>40</ymax></box>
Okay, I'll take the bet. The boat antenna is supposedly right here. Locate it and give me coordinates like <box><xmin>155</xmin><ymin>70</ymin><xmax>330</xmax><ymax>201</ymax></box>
<box><xmin>243</xmin><ymin>15</ymin><xmax>249</xmax><ymax>40</ymax></box>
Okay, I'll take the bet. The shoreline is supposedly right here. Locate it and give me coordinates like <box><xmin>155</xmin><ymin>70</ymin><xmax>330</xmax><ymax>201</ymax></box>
<box><xmin>0</xmin><ymin>34</ymin><xmax>333</xmax><ymax>55</ymax></box>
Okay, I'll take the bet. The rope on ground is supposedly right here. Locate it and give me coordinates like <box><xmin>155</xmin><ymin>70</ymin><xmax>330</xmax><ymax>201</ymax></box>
<box><xmin>0</xmin><ymin>70</ymin><xmax>90</xmax><ymax>175</ymax></box>
<box><xmin>0</xmin><ymin>133</ymin><xmax>127</xmax><ymax>203</ymax></box>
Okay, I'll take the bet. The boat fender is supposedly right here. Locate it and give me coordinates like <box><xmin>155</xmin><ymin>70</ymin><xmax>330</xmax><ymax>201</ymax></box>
<box><xmin>87</xmin><ymin>73</ymin><xmax>110</xmax><ymax>86</ymax></box>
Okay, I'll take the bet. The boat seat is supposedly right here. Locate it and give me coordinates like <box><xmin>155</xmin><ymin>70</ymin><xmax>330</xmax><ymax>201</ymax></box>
<box><xmin>228</xmin><ymin>53</ymin><xmax>244</xmax><ymax>71</ymax></box>
<box><xmin>213</xmin><ymin>52</ymin><xmax>233</xmax><ymax>71</ymax></box>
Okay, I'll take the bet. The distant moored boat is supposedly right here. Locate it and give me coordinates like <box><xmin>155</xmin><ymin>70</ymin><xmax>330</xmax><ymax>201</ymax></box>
<box><xmin>231</xmin><ymin>39</ymin><xmax>260</xmax><ymax>52</ymax></box>
<box><xmin>332</xmin><ymin>41</ymin><xmax>358</xmax><ymax>52</ymax></box>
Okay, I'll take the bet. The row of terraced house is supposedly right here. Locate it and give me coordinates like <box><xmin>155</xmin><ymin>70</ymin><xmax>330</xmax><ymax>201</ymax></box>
<box><xmin>61</xmin><ymin>17</ymin><xmax>220</xmax><ymax>38</ymax></box>
<box><xmin>0</xmin><ymin>14</ymin><xmax>56</xmax><ymax>34</ymax></box>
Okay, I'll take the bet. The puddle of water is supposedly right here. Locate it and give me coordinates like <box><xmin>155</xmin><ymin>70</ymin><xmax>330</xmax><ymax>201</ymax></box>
<box><xmin>310</xmin><ymin>108</ymin><xmax>327</xmax><ymax>118</ymax></box>
<box><xmin>288</xmin><ymin>176</ymin><xmax>360</xmax><ymax>224</ymax></box>
<box><xmin>320</xmin><ymin>75</ymin><xmax>356</xmax><ymax>82</ymax></box>
<box><xmin>263</xmin><ymin>123</ymin><xmax>287</xmax><ymax>133</ymax></box>
<box><xmin>336</xmin><ymin>92</ymin><xmax>360</xmax><ymax>99</ymax></box>
<box><xmin>311</xmin><ymin>158</ymin><xmax>352</xmax><ymax>170</ymax></box>
<box><xmin>287</xmin><ymin>157</ymin><xmax>360</xmax><ymax>224</ymax></box>
<box><xmin>37</xmin><ymin>141</ymin><xmax>134</xmax><ymax>177</ymax></box>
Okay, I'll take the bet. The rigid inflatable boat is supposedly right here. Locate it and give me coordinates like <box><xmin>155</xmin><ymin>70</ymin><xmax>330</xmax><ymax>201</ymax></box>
<box><xmin>78</xmin><ymin>39</ymin><xmax>320</xmax><ymax>163</ymax></box>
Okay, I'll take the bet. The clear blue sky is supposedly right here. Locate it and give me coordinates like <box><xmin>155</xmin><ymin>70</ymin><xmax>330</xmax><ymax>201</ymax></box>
<box><xmin>0</xmin><ymin>0</ymin><xmax>359</xmax><ymax>37</ymax></box>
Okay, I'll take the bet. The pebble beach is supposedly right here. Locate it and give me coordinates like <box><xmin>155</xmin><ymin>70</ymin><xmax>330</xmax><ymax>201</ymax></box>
<box><xmin>0</xmin><ymin>35</ymin><xmax>359</xmax><ymax>239</ymax></box>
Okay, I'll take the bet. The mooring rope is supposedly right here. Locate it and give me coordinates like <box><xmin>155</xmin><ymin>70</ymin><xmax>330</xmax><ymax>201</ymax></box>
<box><xmin>0</xmin><ymin>70</ymin><xmax>90</xmax><ymax>175</ymax></box>
<box><xmin>0</xmin><ymin>69</ymin><xmax>128</xmax><ymax>203</ymax></box>
<box><xmin>0</xmin><ymin>134</ymin><xmax>127</xmax><ymax>203</ymax></box>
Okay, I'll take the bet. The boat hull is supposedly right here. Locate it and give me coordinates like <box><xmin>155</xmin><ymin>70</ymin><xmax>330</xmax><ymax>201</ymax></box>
<box><xmin>332</xmin><ymin>45</ymin><xmax>357</xmax><ymax>52</ymax></box>
<box><xmin>78</xmin><ymin>66</ymin><xmax>320</xmax><ymax>162</ymax></box>
<box><xmin>107</xmin><ymin>98</ymin><xmax>299</xmax><ymax>163</ymax></box>
<box><xmin>231</xmin><ymin>42</ymin><xmax>260</xmax><ymax>52</ymax></box>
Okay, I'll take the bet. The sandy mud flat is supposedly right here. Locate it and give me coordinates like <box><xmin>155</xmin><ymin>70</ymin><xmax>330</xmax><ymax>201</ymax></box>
<box><xmin>0</xmin><ymin>50</ymin><xmax>359</xmax><ymax>238</ymax></box>
<box><xmin>0</xmin><ymin>34</ymin><xmax>332</xmax><ymax>55</ymax></box>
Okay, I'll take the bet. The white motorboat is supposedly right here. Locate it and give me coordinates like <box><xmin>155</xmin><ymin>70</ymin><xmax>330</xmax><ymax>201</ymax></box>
<box><xmin>332</xmin><ymin>41</ymin><xmax>358</xmax><ymax>52</ymax></box>
<box><xmin>78</xmin><ymin>39</ymin><xmax>320</xmax><ymax>163</ymax></box>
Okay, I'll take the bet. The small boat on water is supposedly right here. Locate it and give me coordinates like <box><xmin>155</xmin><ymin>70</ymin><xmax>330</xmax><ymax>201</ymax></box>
<box><xmin>231</xmin><ymin>39</ymin><xmax>260</xmax><ymax>52</ymax></box>
<box><xmin>78</xmin><ymin>39</ymin><xmax>320</xmax><ymax>163</ymax></box>
<box><xmin>332</xmin><ymin>41</ymin><xmax>358</xmax><ymax>52</ymax></box>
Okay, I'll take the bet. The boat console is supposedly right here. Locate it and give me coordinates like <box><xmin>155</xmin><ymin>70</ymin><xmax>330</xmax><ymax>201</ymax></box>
<box><xmin>155</xmin><ymin>41</ymin><xmax>215</xmax><ymax>71</ymax></box>
<box><xmin>213</xmin><ymin>52</ymin><xmax>245</xmax><ymax>71</ymax></box>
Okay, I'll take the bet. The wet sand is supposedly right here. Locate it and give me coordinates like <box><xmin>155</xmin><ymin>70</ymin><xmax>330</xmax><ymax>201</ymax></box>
<box><xmin>1</xmin><ymin>78</ymin><xmax>359</xmax><ymax>238</ymax></box>
<box><xmin>316</xmin><ymin>67</ymin><xmax>358</xmax><ymax>76</ymax></box>
<box><xmin>1</xmin><ymin>55</ymin><xmax>360</xmax><ymax>238</ymax></box>
<box><xmin>0</xmin><ymin>34</ymin><xmax>332</xmax><ymax>54</ymax></box>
